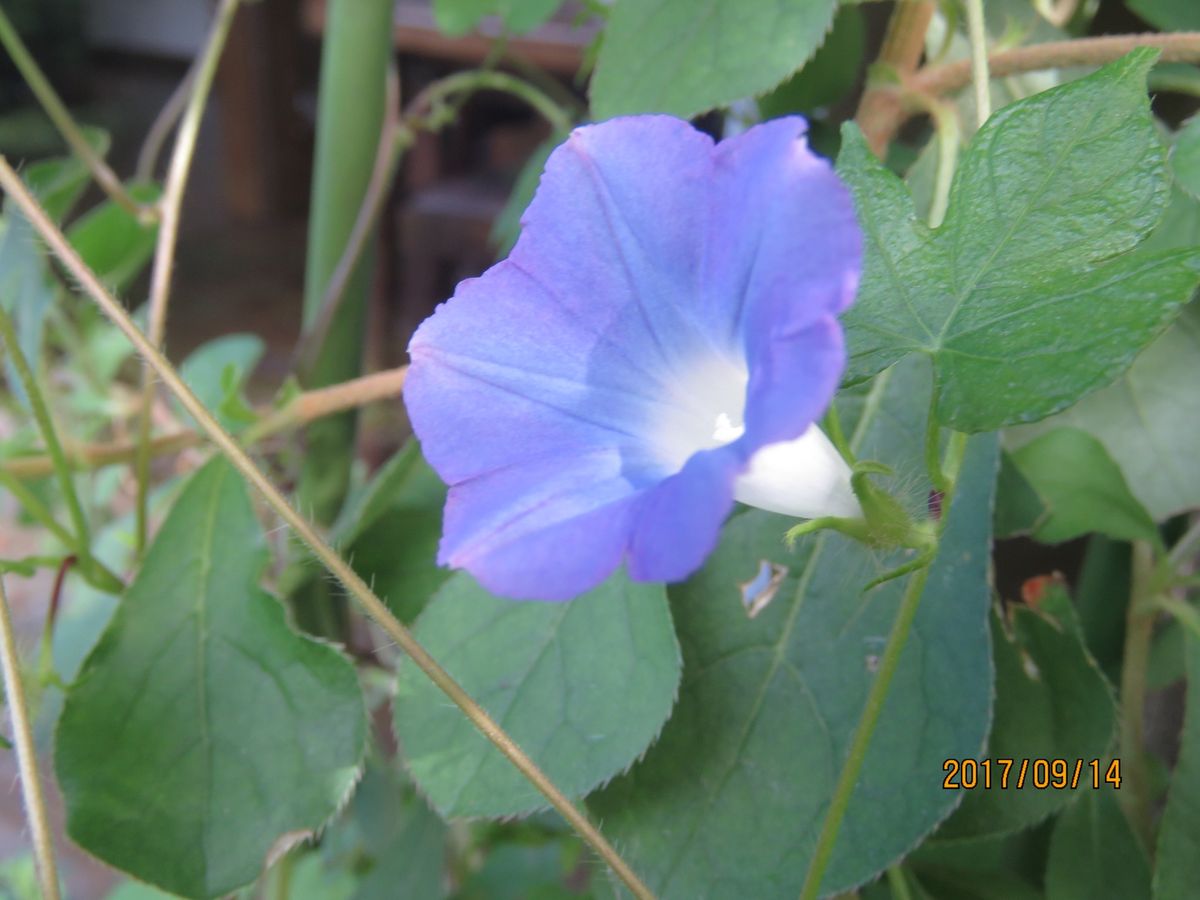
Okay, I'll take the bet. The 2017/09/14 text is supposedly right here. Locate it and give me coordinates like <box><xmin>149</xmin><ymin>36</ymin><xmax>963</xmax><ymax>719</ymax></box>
<box><xmin>942</xmin><ymin>758</ymin><xmax>1122</xmax><ymax>790</ymax></box>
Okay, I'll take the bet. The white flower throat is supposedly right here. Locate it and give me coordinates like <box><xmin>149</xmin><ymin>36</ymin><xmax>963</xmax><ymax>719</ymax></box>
<box><xmin>653</xmin><ymin>356</ymin><xmax>860</xmax><ymax>520</ymax></box>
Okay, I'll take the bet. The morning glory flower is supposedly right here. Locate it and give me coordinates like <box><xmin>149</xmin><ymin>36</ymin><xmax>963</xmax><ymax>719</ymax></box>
<box><xmin>405</xmin><ymin>115</ymin><xmax>862</xmax><ymax>600</ymax></box>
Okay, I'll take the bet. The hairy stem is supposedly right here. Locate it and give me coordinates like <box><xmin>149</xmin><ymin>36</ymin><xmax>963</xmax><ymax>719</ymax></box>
<box><xmin>0</xmin><ymin>3</ymin><xmax>147</xmax><ymax>220</ymax></box>
<box><xmin>135</xmin><ymin>0</ymin><xmax>241</xmax><ymax>553</ymax></box>
<box><xmin>0</xmin><ymin>577</ymin><xmax>60</xmax><ymax>900</ymax></box>
<box><xmin>0</xmin><ymin>156</ymin><xmax>656</xmax><ymax>900</ymax></box>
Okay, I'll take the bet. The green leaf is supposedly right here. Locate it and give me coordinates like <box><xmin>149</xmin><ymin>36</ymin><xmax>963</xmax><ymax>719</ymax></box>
<box><xmin>1074</xmin><ymin>536</ymin><xmax>1132</xmax><ymax>683</ymax></box>
<box><xmin>1153</xmin><ymin>636</ymin><xmax>1200</xmax><ymax>898</ymax></box>
<box><xmin>56</xmin><ymin>459</ymin><xmax>366</xmax><ymax>899</ymax></box>
<box><xmin>0</xmin><ymin>854</ymin><xmax>38</xmax><ymax>900</ymax></box>
<box><xmin>909</xmin><ymin>828</ymin><xmax>1051</xmax><ymax>900</ymax></box>
<box><xmin>432</xmin><ymin>0</ymin><xmax>562</xmax><ymax>36</ymax></box>
<box><xmin>838</xmin><ymin>51</ymin><xmax>1200</xmax><ymax>432</ymax></box>
<box><xmin>938</xmin><ymin>585</ymin><xmax>1115</xmax><ymax>840</ymax></box>
<box><xmin>318</xmin><ymin>759</ymin><xmax>447</xmax><ymax>900</ymax></box>
<box><xmin>993</xmin><ymin>450</ymin><xmax>1047</xmax><ymax>538</ymax></box>
<box><xmin>456</xmin><ymin>841</ymin><xmax>580</xmax><ymax>900</ymax></box>
<box><xmin>105</xmin><ymin>883</ymin><xmax>180</xmax><ymax>900</ymax></box>
<box><xmin>1008</xmin><ymin>428</ymin><xmax>1159</xmax><ymax>545</ymax></box>
<box><xmin>1007</xmin><ymin>303</ymin><xmax>1200</xmax><ymax>519</ymax></box>
<box><xmin>1150</xmin><ymin>63</ymin><xmax>1200</xmax><ymax>100</ymax></box>
<box><xmin>66</xmin><ymin>183</ymin><xmax>161</xmax><ymax>292</ymax></box>
<box><xmin>589</xmin><ymin>358</ymin><xmax>999</xmax><ymax>897</ymax></box>
<box><xmin>1045</xmin><ymin>788</ymin><xmax>1150</xmax><ymax>900</ymax></box>
<box><xmin>589</xmin><ymin>0</ymin><xmax>839</xmax><ymax>120</ymax></box>
<box><xmin>281</xmin><ymin>855</ymin><xmax>359</xmax><ymax>900</ymax></box>
<box><xmin>176</xmin><ymin>334</ymin><xmax>265</xmax><ymax>432</ymax></box>
<box><xmin>393</xmin><ymin>570</ymin><xmax>681</xmax><ymax>818</ymax></box>
<box><xmin>756</xmin><ymin>5</ymin><xmax>864</xmax><ymax>118</ymax></box>
<box><xmin>1128</xmin><ymin>0</ymin><xmax>1200</xmax><ymax>31</ymax></box>
<box><xmin>1147</xmin><ymin>616</ymin><xmax>1186</xmax><ymax>690</ymax></box>
<box><xmin>20</xmin><ymin>126</ymin><xmax>112</xmax><ymax>222</ymax></box>
<box><xmin>1173</xmin><ymin>114</ymin><xmax>1200</xmax><ymax>200</ymax></box>
<box><xmin>285</xmin><ymin>440</ymin><xmax>449</xmax><ymax>623</ymax></box>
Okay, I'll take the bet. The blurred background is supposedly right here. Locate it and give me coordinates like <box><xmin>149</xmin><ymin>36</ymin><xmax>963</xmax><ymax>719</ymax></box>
<box><xmin>0</xmin><ymin>0</ymin><xmax>596</xmax><ymax>390</ymax></box>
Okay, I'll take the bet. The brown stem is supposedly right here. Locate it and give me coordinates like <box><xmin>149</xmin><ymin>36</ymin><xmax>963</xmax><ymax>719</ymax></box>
<box><xmin>0</xmin><ymin>367</ymin><xmax>408</xmax><ymax>479</ymax></box>
<box><xmin>856</xmin><ymin>1</ymin><xmax>936</xmax><ymax>156</ymax></box>
<box><xmin>864</xmin><ymin>31</ymin><xmax>1200</xmax><ymax>156</ymax></box>
<box><xmin>912</xmin><ymin>32</ymin><xmax>1200</xmax><ymax>97</ymax></box>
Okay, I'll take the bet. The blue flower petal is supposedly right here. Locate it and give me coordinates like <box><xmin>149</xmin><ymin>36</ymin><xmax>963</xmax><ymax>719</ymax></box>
<box><xmin>406</xmin><ymin>115</ymin><xmax>862</xmax><ymax>600</ymax></box>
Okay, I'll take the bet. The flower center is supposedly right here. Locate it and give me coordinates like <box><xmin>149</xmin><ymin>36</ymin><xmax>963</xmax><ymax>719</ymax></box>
<box><xmin>650</xmin><ymin>354</ymin><xmax>859</xmax><ymax>520</ymax></box>
<box><xmin>711</xmin><ymin>411</ymin><xmax>745</xmax><ymax>444</ymax></box>
<box><xmin>651</xmin><ymin>354</ymin><xmax>749</xmax><ymax>473</ymax></box>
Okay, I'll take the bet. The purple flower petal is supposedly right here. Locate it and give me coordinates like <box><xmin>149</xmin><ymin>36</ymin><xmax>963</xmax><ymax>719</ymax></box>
<box><xmin>405</xmin><ymin>115</ymin><xmax>862</xmax><ymax>600</ymax></box>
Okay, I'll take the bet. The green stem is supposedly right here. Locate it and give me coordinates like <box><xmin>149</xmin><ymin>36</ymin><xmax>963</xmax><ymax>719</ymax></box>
<box><xmin>270</xmin><ymin>848</ymin><xmax>295</xmax><ymax>900</ymax></box>
<box><xmin>903</xmin><ymin>90</ymin><xmax>959</xmax><ymax>229</ymax></box>
<box><xmin>0</xmin><ymin>155</ymin><xmax>656</xmax><ymax>900</ymax></box>
<box><xmin>0</xmin><ymin>308</ymin><xmax>91</xmax><ymax>558</ymax></box>
<box><xmin>941</xmin><ymin>431</ymin><xmax>969</xmax><ymax>489</ymax></box>
<box><xmin>1119</xmin><ymin>540</ymin><xmax>1157</xmax><ymax>850</ymax></box>
<box><xmin>886</xmin><ymin>866</ymin><xmax>915</xmax><ymax>900</ymax></box>
<box><xmin>821</xmin><ymin>401</ymin><xmax>853</xmax><ymax>464</ymax></box>
<box><xmin>963</xmin><ymin>0</ymin><xmax>991</xmax><ymax>128</ymax></box>
<box><xmin>410</xmin><ymin>68</ymin><xmax>574</xmax><ymax>135</ymax></box>
<box><xmin>294</xmin><ymin>66</ymin><xmax>405</xmax><ymax>378</ymax></box>
<box><xmin>0</xmin><ymin>3</ymin><xmax>146</xmax><ymax>220</ymax></box>
<box><xmin>801</xmin><ymin>420</ymin><xmax>971</xmax><ymax>899</ymax></box>
<box><xmin>135</xmin><ymin>0</ymin><xmax>241</xmax><ymax>553</ymax></box>
<box><xmin>0</xmin><ymin>468</ymin><xmax>75</xmax><ymax>547</ymax></box>
<box><xmin>0</xmin><ymin>576</ymin><xmax>61</xmax><ymax>900</ymax></box>
<box><xmin>924</xmin><ymin>394</ymin><xmax>947</xmax><ymax>493</ymax></box>
<box><xmin>1156</xmin><ymin>594</ymin><xmax>1200</xmax><ymax>643</ymax></box>
<box><xmin>800</xmin><ymin>557</ymin><xmax>937</xmax><ymax>900</ymax></box>
<box><xmin>297</xmin><ymin>0</ymin><xmax>395</xmax><ymax>530</ymax></box>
